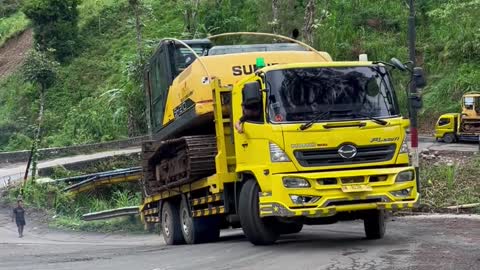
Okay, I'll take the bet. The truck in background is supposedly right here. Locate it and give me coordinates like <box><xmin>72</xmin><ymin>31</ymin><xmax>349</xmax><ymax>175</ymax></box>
<box><xmin>435</xmin><ymin>93</ymin><xmax>480</xmax><ymax>143</ymax></box>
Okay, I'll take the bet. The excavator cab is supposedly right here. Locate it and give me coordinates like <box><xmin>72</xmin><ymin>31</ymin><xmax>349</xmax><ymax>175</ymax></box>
<box><xmin>145</xmin><ymin>40</ymin><xmax>212</xmax><ymax>131</ymax></box>
<box><xmin>460</xmin><ymin>93</ymin><xmax>480</xmax><ymax>132</ymax></box>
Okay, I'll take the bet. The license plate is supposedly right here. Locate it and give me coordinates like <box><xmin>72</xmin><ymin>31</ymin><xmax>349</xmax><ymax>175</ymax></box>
<box><xmin>341</xmin><ymin>184</ymin><xmax>372</xmax><ymax>193</ymax></box>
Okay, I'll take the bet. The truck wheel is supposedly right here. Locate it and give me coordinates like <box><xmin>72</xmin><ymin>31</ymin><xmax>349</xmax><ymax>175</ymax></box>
<box><xmin>239</xmin><ymin>180</ymin><xmax>279</xmax><ymax>245</ymax></box>
<box><xmin>443</xmin><ymin>133</ymin><xmax>456</xmax><ymax>143</ymax></box>
<box><xmin>364</xmin><ymin>209</ymin><xmax>386</xmax><ymax>239</ymax></box>
<box><xmin>179</xmin><ymin>199</ymin><xmax>220</xmax><ymax>244</ymax></box>
<box><xmin>274</xmin><ymin>221</ymin><xmax>303</xmax><ymax>235</ymax></box>
<box><xmin>162</xmin><ymin>201</ymin><xmax>185</xmax><ymax>245</ymax></box>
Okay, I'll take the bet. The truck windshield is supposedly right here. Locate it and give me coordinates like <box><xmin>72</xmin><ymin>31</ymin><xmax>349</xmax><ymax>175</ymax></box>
<box><xmin>266</xmin><ymin>66</ymin><xmax>399</xmax><ymax>123</ymax></box>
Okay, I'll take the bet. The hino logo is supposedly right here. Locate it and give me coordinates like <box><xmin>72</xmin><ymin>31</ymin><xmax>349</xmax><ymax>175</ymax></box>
<box><xmin>338</xmin><ymin>145</ymin><xmax>357</xmax><ymax>159</ymax></box>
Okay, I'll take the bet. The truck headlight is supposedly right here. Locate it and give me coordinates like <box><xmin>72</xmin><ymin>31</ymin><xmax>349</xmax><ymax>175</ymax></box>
<box><xmin>290</xmin><ymin>195</ymin><xmax>320</xmax><ymax>204</ymax></box>
<box><xmin>400</xmin><ymin>135</ymin><xmax>409</xmax><ymax>154</ymax></box>
<box><xmin>270</xmin><ymin>142</ymin><xmax>291</xmax><ymax>162</ymax></box>
<box><xmin>395</xmin><ymin>170</ymin><xmax>415</xmax><ymax>182</ymax></box>
<box><xmin>283</xmin><ymin>177</ymin><xmax>310</xmax><ymax>188</ymax></box>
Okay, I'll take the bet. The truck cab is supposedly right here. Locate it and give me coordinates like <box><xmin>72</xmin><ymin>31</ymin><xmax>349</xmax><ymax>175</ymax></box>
<box><xmin>230</xmin><ymin>61</ymin><xmax>418</xmax><ymax>244</ymax></box>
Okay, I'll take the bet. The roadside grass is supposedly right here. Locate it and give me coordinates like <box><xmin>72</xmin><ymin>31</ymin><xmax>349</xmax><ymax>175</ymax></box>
<box><xmin>51</xmin><ymin>215</ymin><xmax>145</xmax><ymax>233</ymax></box>
<box><xmin>0</xmin><ymin>11</ymin><xmax>29</xmax><ymax>47</ymax></box>
<box><xmin>2</xmin><ymin>180</ymin><xmax>144</xmax><ymax>233</ymax></box>
<box><xmin>419</xmin><ymin>154</ymin><xmax>480</xmax><ymax>213</ymax></box>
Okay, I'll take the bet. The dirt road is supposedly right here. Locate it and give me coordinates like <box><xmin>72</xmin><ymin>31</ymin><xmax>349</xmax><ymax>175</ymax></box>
<box><xmin>0</xmin><ymin>209</ymin><xmax>478</xmax><ymax>270</ymax></box>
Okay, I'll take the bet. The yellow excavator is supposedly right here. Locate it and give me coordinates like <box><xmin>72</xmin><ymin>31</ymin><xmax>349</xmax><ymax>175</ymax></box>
<box><xmin>435</xmin><ymin>93</ymin><xmax>480</xmax><ymax>143</ymax></box>
<box><xmin>460</xmin><ymin>93</ymin><xmax>480</xmax><ymax>131</ymax></box>
<box><xmin>142</xmin><ymin>34</ymin><xmax>331</xmax><ymax>194</ymax></box>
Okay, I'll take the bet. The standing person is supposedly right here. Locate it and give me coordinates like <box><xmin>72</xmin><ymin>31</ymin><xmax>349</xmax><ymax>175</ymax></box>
<box><xmin>12</xmin><ymin>199</ymin><xmax>26</xmax><ymax>238</ymax></box>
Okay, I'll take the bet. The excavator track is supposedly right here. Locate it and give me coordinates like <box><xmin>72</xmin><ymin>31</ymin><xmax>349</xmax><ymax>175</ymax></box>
<box><xmin>461</xmin><ymin>119</ymin><xmax>480</xmax><ymax>133</ymax></box>
<box><xmin>142</xmin><ymin>135</ymin><xmax>217</xmax><ymax>195</ymax></box>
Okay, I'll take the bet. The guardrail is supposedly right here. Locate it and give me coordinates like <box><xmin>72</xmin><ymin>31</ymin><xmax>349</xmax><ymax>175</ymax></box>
<box><xmin>0</xmin><ymin>136</ymin><xmax>147</xmax><ymax>165</ymax></box>
<box><xmin>82</xmin><ymin>206</ymin><xmax>139</xmax><ymax>221</ymax></box>
<box><xmin>63</xmin><ymin>167</ymin><xmax>142</xmax><ymax>195</ymax></box>
<box><xmin>0</xmin><ymin>173</ymin><xmax>22</xmax><ymax>188</ymax></box>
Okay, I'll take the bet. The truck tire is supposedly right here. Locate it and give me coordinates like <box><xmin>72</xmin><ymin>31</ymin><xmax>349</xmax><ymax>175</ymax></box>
<box><xmin>273</xmin><ymin>221</ymin><xmax>303</xmax><ymax>235</ymax></box>
<box><xmin>179</xmin><ymin>199</ymin><xmax>220</xmax><ymax>244</ymax></box>
<box><xmin>239</xmin><ymin>180</ymin><xmax>279</xmax><ymax>245</ymax></box>
<box><xmin>162</xmin><ymin>201</ymin><xmax>185</xmax><ymax>245</ymax></box>
<box><xmin>364</xmin><ymin>209</ymin><xmax>386</xmax><ymax>239</ymax></box>
<box><xmin>443</xmin><ymin>133</ymin><xmax>456</xmax><ymax>143</ymax></box>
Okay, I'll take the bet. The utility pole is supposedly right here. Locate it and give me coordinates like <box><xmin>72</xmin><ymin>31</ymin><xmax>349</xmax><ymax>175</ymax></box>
<box><xmin>408</xmin><ymin>0</ymin><xmax>420</xmax><ymax>191</ymax></box>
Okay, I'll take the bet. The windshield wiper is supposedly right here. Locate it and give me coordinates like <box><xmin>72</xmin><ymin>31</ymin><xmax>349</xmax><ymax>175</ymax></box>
<box><xmin>299</xmin><ymin>109</ymin><xmax>387</xmax><ymax>130</ymax></box>
<box><xmin>351</xmin><ymin>112</ymin><xmax>388</xmax><ymax>126</ymax></box>
<box><xmin>299</xmin><ymin>111</ymin><xmax>330</xmax><ymax>130</ymax></box>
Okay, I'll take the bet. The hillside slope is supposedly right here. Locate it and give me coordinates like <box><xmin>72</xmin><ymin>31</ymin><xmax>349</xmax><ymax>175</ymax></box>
<box><xmin>0</xmin><ymin>0</ymin><xmax>478</xmax><ymax>150</ymax></box>
<box><xmin>0</xmin><ymin>28</ymin><xmax>32</xmax><ymax>78</ymax></box>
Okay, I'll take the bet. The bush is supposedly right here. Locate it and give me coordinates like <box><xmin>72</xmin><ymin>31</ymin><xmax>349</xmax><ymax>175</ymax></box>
<box><xmin>4</xmin><ymin>133</ymin><xmax>32</xmax><ymax>151</ymax></box>
<box><xmin>0</xmin><ymin>0</ymin><xmax>22</xmax><ymax>18</ymax></box>
<box><xmin>0</xmin><ymin>10</ymin><xmax>29</xmax><ymax>47</ymax></box>
<box><xmin>22</xmin><ymin>0</ymin><xmax>80</xmax><ymax>62</ymax></box>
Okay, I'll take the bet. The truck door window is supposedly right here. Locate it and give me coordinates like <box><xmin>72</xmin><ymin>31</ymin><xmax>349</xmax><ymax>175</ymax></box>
<box><xmin>438</xmin><ymin>118</ymin><xmax>450</xmax><ymax>126</ymax></box>
<box><xmin>241</xmin><ymin>103</ymin><xmax>263</xmax><ymax>123</ymax></box>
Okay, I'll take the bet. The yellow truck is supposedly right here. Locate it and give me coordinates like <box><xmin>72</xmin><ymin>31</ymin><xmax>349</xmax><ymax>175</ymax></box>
<box><xmin>435</xmin><ymin>93</ymin><xmax>480</xmax><ymax>143</ymax></box>
<box><xmin>140</xmin><ymin>33</ymin><xmax>422</xmax><ymax>245</ymax></box>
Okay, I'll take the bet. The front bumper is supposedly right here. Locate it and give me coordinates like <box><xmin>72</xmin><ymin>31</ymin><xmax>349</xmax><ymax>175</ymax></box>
<box><xmin>259</xmin><ymin>166</ymin><xmax>419</xmax><ymax>218</ymax></box>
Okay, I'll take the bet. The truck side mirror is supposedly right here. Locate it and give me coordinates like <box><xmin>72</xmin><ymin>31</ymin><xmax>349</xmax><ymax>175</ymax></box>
<box><xmin>242</xmin><ymin>82</ymin><xmax>262</xmax><ymax>105</ymax></box>
<box><xmin>413</xmin><ymin>67</ymin><xmax>426</xmax><ymax>88</ymax></box>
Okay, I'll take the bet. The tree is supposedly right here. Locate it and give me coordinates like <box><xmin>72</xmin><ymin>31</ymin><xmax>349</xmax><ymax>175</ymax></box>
<box><xmin>302</xmin><ymin>0</ymin><xmax>316</xmax><ymax>45</ymax></box>
<box><xmin>182</xmin><ymin>0</ymin><xmax>201</xmax><ymax>37</ymax></box>
<box><xmin>21</xmin><ymin>49</ymin><xmax>58</xmax><ymax>180</ymax></box>
<box><xmin>271</xmin><ymin>0</ymin><xmax>280</xmax><ymax>34</ymax></box>
<box><xmin>22</xmin><ymin>0</ymin><xmax>80</xmax><ymax>62</ymax></box>
<box><xmin>128</xmin><ymin>0</ymin><xmax>151</xmax><ymax>136</ymax></box>
<box><xmin>0</xmin><ymin>0</ymin><xmax>22</xmax><ymax>17</ymax></box>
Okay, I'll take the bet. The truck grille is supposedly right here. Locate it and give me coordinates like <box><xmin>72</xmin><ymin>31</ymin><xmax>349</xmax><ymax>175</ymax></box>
<box><xmin>294</xmin><ymin>144</ymin><xmax>396</xmax><ymax>167</ymax></box>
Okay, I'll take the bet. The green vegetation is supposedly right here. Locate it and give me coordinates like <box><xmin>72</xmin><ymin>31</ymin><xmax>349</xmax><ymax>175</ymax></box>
<box><xmin>21</xmin><ymin>49</ymin><xmax>60</xmax><ymax>178</ymax></box>
<box><xmin>0</xmin><ymin>0</ymin><xmax>23</xmax><ymax>17</ymax></box>
<box><xmin>0</xmin><ymin>11</ymin><xmax>29</xmax><ymax>46</ymax></box>
<box><xmin>420</xmin><ymin>154</ymin><xmax>480</xmax><ymax>213</ymax></box>
<box><xmin>3</xmin><ymin>181</ymin><xmax>144</xmax><ymax>233</ymax></box>
<box><xmin>0</xmin><ymin>0</ymin><xmax>479</xmax><ymax>150</ymax></box>
<box><xmin>23</xmin><ymin>0</ymin><xmax>80</xmax><ymax>62</ymax></box>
